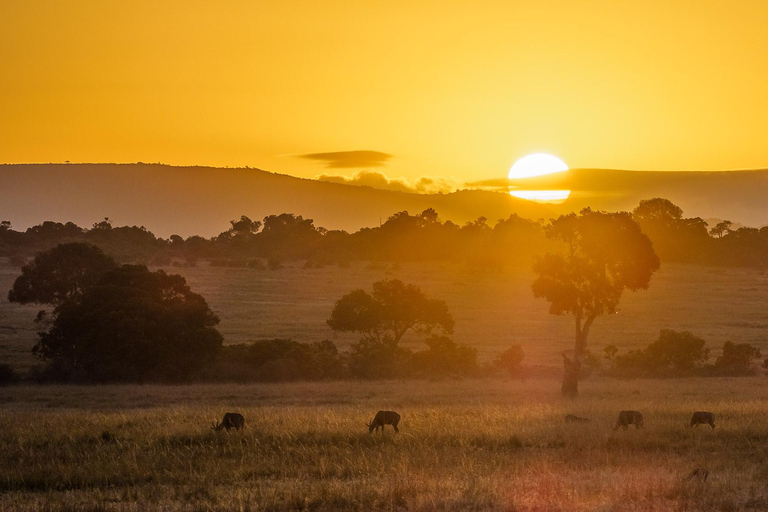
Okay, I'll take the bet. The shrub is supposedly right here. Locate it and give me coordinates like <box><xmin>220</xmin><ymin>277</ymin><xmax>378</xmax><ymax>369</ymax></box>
<box><xmin>615</xmin><ymin>330</ymin><xmax>709</xmax><ymax>376</ymax></box>
<box><xmin>0</xmin><ymin>363</ymin><xmax>19</xmax><ymax>385</ymax></box>
<box><xmin>712</xmin><ymin>341</ymin><xmax>762</xmax><ymax>375</ymax></box>
<box><xmin>493</xmin><ymin>345</ymin><xmax>525</xmax><ymax>375</ymax></box>
<box><xmin>347</xmin><ymin>338</ymin><xmax>412</xmax><ymax>379</ymax></box>
<box><xmin>213</xmin><ymin>339</ymin><xmax>345</xmax><ymax>382</ymax></box>
<box><xmin>411</xmin><ymin>335</ymin><xmax>478</xmax><ymax>377</ymax></box>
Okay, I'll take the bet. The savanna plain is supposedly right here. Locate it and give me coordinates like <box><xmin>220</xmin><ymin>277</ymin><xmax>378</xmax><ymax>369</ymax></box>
<box><xmin>2</xmin><ymin>260</ymin><xmax>768</xmax><ymax>510</ymax></box>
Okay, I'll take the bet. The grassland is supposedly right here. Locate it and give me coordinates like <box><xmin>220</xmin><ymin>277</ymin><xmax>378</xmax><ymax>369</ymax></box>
<box><xmin>2</xmin><ymin>378</ymin><xmax>768</xmax><ymax>511</ymax></box>
<box><xmin>2</xmin><ymin>259</ymin><xmax>768</xmax><ymax>373</ymax></box>
<box><xmin>2</xmin><ymin>259</ymin><xmax>768</xmax><ymax>509</ymax></box>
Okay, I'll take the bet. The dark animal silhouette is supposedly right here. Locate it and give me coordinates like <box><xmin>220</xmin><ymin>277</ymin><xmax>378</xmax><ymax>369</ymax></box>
<box><xmin>684</xmin><ymin>467</ymin><xmax>709</xmax><ymax>482</ymax></box>
<box><xmin>613</xmin><ymin>410</ymin><xmax>644</xmax><ymax>430</ymax></box>
<box><xmin>564</xmin><ymin>414</ymin><xmax>590</xmax><ymax>423</ymax></box>
<box><xmin>689</xmin><ymin>411</ymin><xmax>715</xmax><ymax>429</ymax></box>
<box><xmin>367</xmin><ymin>410</ymin><xmax>400</xmax><ymax>434</ymax></box>
<box><xmin>212</xmin><ymin>412</ymin><xmax>245</xmax><ymax>432</ymax></box>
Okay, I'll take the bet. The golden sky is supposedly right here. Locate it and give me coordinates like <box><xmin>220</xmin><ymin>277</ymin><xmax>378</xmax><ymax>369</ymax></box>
<box><xmin>2</xmin><ymin>0</ymin><xmax>768</xmax><ymax>186</ymax></box>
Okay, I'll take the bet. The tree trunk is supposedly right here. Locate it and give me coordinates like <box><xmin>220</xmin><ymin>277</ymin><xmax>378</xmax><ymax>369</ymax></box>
<box><xmin>561</xmin><ymin>353</ymin><xmax>581</xmax><ymax>398</ymax></box>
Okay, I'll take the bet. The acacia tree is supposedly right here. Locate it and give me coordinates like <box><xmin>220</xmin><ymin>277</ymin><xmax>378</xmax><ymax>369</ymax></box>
<box><xmin>327</xmin><ymin>279</ymin><xmax>454</xmax><ymax>346</ymax></box>
<box><xmin>327</xmin><ymin>279</ymin><xmax>454</xmax><ymax>377</ymax></box>
<box><xmin>532</xmin><ymin>208</ymin><xmax>660</xmax><ymax>397</ymax></box>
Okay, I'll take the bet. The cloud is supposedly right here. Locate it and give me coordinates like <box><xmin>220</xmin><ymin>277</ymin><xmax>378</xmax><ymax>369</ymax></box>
<box><xmin>314</xmin><ymin>170</ymin><xmax>459</xmax><ymax>195</ymax></box>
<box><xmin>462</xmin><ymin>178</ymin><xmax>511</xmax><ymax>192</ymax></box>
<box><xmin>300</xmin><ymin>150</ymin><xmax>393</xmax><ymax>169</ymax></box>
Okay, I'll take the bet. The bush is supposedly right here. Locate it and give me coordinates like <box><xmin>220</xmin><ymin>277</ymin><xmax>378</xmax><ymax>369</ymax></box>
<box><xmin>347</xmin><ymin>338</ymin><xmax>412</xmax><ymax>379</ymax></box>
<box><xmin>411</xmin><ymin>336</ymin><xmax>478</xmax><ymax>377</ymax></box>
<box><xmin>615</xmin><ymin>330</ymin><xmax>709</xmax><ymax>377</ymax></box>
<box><xmin>579</xmin><ymin>349</ymin><xmax>602</xmax><ymax>379</ymax></box>
<box><xmin>493</xmin><ymin>345</ymin><xmax>524</xmax><ymax>375</ymax></box>
<box><xmin>712</xmin><ymin>341</ymin><xmax>762</xmax><ymax>375</ymax></box>
<box><xmin>0</xmin><ymin>363</ymin><xmax>19</xmax><ymax>385</ymax></box>
<box><xmin>212</xmin><ymin>339</ymin><xmax>346</xmax><ymax>382</ymax></box>
<box><xmin>247</xmin><ymin>259</ymin><xmax>266</xmax><ymax>270</ymax></box>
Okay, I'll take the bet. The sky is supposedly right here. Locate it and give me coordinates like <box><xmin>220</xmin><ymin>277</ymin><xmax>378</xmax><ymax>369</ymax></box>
<box><xmin>2</xmin><ymin>0</ymin><xmax>768</xmax><ymax>190</ymax></box>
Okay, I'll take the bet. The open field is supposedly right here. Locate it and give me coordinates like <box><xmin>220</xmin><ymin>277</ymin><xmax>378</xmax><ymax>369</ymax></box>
<box><xmin>2</xmin><ymin>259</ymin><xmax>768</xmax><ymax>373</ymax></box>
<box><xmin>2</xmin><ymin>378</ymin><xmax>768</xmax><ymax>510</ymax></box>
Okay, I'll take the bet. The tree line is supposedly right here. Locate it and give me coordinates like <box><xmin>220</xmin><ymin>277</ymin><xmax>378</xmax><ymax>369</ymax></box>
<box><xmin>3</xmin><ymin>206</ymin><xmax>764</xmax><ymax>389</ymax></box>
<box><xmin>2</xmin><ymin>198</ymin><xmax>767</xmax><ymax>269</ymax></box>
<box><xmin>2</xmin><ymin>242</ymin><xmax>523</xmax><ymax>383</ymax></box>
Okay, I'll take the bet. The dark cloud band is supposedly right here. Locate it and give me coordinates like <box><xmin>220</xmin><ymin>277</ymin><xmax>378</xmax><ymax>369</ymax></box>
<box><xmin>300</xmin><ymin>150</ymin><xmax>392</xmax><ymax>169</ymax></box>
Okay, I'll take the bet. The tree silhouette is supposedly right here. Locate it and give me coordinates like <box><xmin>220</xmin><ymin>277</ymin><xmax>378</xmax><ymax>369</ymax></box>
<box><xmin>714</xmin><ymin>341</ymin><xmax>762</xmax><ymax>375</ymax></box>
<box><xmin>493</xmin><ymin>345</ymin><xmax>525</xmax><ymax>375</ymax></box>
<box><xmin>8</xmin><ymin>243</ymin><xmax>116</xmax><ymax>306</ymax></box>
<box><xmin>328</xmin><ymin>279</ymin><xmax>454</xmax><ymax>377</ymax></box>
<box><xmin>35</xmin><ymin>264</ymin><xmax>222</xmax><ymax>382</ymax></box>
<box><xmin>327</xmin><ymin>279</ymin><xmax>454</xmax><ymax>346</ymax></box>
<box><xmin>632</xmin><ymin>198</ymin><xmax>683</xmax><ymax>226</ymax></box>
<box><xmin>532</xmin><ymin>209</ymin><xmax>660</xmax><ymax>397</ymax></box>
<box><xmin>709</xmin><ymin>220</ymin><xmax>733</xmax><ymax>239</ymax></box>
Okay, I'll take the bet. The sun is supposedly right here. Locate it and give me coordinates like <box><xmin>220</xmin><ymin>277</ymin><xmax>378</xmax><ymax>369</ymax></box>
<box><xmin>508</xmin><ymin>153</ymin><xmax>571</xmax><ymax>202</ymax></box>
<box><xmin>508</xmin><ymin>153</ymin><xmax>569</xmax><ymax>179</ymax></box>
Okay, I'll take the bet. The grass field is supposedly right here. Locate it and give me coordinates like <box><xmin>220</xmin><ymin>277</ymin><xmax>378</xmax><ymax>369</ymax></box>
<box><xmin>3</xmin><ymin>259</ymin><xmax>768</xmax><ymax>509</ymax></box>
<box><xmin>2</xmin><ymin>377</ymin><xmax>768</xmax><ymax>511</ymax></box>
<box><xmin>2</xmin><ymin>259</ymin><xmax>768</xmax><ymax>373</ymax></box>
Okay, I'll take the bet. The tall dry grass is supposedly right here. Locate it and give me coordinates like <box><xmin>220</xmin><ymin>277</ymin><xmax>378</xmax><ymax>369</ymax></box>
<box><xmin>1</xmin><ymin>378</ymin><xmax>767</xmax><ymax>510</ymax></box>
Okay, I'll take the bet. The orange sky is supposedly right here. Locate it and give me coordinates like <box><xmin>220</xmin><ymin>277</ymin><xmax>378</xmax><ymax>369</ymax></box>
<box><xmin>2</xmin><ymin>0</ymin><xmax>768</xmax><ymax>186</ymax></box>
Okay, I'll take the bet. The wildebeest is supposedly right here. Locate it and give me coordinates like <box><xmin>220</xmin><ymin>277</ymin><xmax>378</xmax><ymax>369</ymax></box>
<box><xmin>684</xmin><ymin>467</ymin><xmax>709</xmax><ymax>482</ymax></box>
<box><xmin>564</xmin><ymin>414</ymin><xmax>590</xmax><ymax>423</ymax></box>
<box><xmin>689</xmin><ymin>411</ymin><xmax>715</xmax><ymax>429</ymax></box>
<box><xmin>212</xmin><ymin>412</ymin><xmax>245</xmax><ymax>432</ymax></box>
<box><xmin>367</xmin><ymin>410</ymin><xmax>400</xmax><ymax>434</ymax></box>
<box><xmin>613</xmin><ymin>410</ymin><xmax>644</xmax><ymax>430</ymax></box>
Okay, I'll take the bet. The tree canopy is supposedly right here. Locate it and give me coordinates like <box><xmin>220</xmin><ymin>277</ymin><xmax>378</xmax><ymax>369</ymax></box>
<box><xmin>34</xmin><ymin>264</ymin><xmax>223</xmax><ymax>382</ymax></box>
<box><xmin>327</xmin><ymin>279</ymin><xmax>454</xmax><ymax>345</ymax></box>
<box><xmin>532</xmin><ymin>208</ymin><xmax>660</xmax><ymax>397</ymax></box>
<box><xmin>8</xmin><ymin>243</ymin><xmax>116</xmax><ymax>305</ymax></box>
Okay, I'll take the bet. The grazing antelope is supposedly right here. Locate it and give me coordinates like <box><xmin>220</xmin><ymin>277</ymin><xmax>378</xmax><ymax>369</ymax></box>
<box><xmin>367</xmin><ymin>410</ymin><xmax>400</xmax><ymax>434</ymax></box>
<box><xmin>212</xmin><ymin>412</ymin><xmax>245</xmax><ymax>432</ymax></box>
<box><xmin>564</xmin><ymin>414</ymin><xmax>590</xmax><ymax>423</ymax></box>
<box><xmin>613</xmin><ymin>410</ymin><xmax>643</xmax><ymax>430</ymax></box>
<box><xmin>689</xmin><ymin>411</ymin><xmax>715</xmax><ymax>430</ymax></box>
<box><xmin>684</xmin><ymin>467</ymin><xmax>709</xmax><ymax>482</ymax></box>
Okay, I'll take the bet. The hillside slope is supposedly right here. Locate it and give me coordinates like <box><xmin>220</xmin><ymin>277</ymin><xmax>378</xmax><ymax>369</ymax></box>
<box><xmin>0</xmin><ymin>164</ymin><xmax>554</xmax><ymax>237</ymax></box>
<box><xmin>511</xmin><ymin>168</ymin><xmax>768</xmax><ymax>226</ymax></box>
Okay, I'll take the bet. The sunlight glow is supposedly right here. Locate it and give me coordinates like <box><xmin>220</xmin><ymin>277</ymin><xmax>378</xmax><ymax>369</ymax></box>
<box><xmin>508</xmin><ymin>153</ymin><xmax>569</xmax><ymax>179</ymax></box>
<box><xmin>509</xmin><ymin>190</ymin><xmax>571</xmax><ymax>202</ymax></box>
<box><xmin>508</xmin><ymin>153</ymin><xmax>570</xmax><ymax>203</ymax></box>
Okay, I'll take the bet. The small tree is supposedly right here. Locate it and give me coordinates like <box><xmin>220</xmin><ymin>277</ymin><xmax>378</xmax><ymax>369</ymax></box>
<box><xmin>327</xmin><ymin>279</ymin><xmax>454</xmax><ymax>346</ymax></box>
<box><xmin>494</xmin><ymin>345</ymin><xmax>525</xmax><ymax>375</ymax></box>
<box><xmin>411</xmin><ymin>335</ymin><xmax>478</xmax><ymax>377</ymax></box>
<box><xmin>532</xmin><ymin>209</ymin><xmax>660</xmax><ymax>397</ymax></box>
<box><xmin>328</xmin><ymin>279</ymin><xmax>454</xmax><ymax>378</ymax></box>
<box><xmin>643</xmin><ymin>329</ymin><xmax>709</xmax><ymax>374</ymax></box>
<box><xmin>714</xmin><ymin>341</ymin><xmax>761</xmax><ymax>375</ymax></box>
<box><xmin>0</xmin><ymin>363</ymin><xmax>19</xmax><ymax>385</ymax></box>
<box><xmin>709</xmin><ymin>220</ymin><xmax>732</xmax><ymax>239</ymax></box>
<box><xmin>603</xmin><ymin>344</ymin><xmax>619</xmax><ymax>362</ymax></box>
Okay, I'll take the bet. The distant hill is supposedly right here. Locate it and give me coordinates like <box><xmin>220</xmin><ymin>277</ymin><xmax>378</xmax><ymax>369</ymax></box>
<box><xmin>509</xmin><ymin>168</ymin><xmax>768</xmax><ymax>227</ymax></box>
<box><xmin>0</xmin><ymin>164</ymin><xmax>554</xmax><ymax>238</ymax></box>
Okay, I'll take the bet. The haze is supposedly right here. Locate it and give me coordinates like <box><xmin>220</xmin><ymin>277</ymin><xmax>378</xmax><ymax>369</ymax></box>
<box><xmin>3</xmin><ymin>0</ymin><xmax>768</xmax><ymax>185</ymax></box>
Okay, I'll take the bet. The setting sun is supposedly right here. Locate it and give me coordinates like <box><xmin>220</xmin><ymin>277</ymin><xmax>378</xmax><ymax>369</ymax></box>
<box><xmin>508</xmin><ymin>153</ymin><xmax>571</xmax><ymax>202</ymax></box>
<box><xmin>508</xmin><ymin>153</ymin><xmax>569</xmax><ymax>179</ymax></box>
